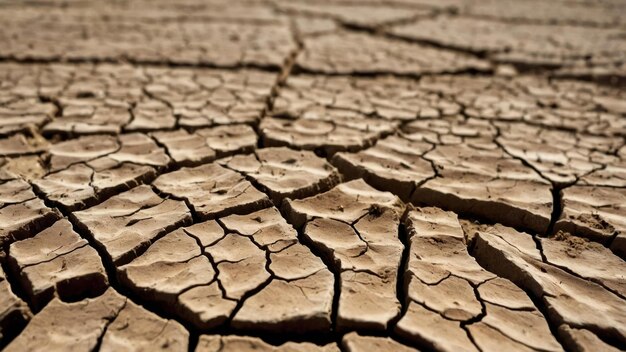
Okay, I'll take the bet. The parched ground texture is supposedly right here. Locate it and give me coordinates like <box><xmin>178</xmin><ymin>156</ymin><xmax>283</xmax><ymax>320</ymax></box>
<box><xmin>0</xmin><ymin>0</ymin><xmax>625</xmax><ymax>351</ymax></box>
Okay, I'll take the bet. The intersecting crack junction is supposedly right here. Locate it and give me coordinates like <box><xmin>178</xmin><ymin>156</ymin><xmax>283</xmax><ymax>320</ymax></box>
<box><xmin>0</xmin><ymin>0</ymin><xmax>625</xmax><ymax>351</ymax></box>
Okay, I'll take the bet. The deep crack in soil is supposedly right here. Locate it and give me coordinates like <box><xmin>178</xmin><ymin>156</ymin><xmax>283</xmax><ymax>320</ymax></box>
<box><xmin>0</xmin><ymin>0</ymin><xmax>625</xmax><ymax>351</ymax></box>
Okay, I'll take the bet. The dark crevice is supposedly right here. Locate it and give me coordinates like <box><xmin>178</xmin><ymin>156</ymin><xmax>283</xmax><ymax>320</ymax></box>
<box><xmin>187</xmin><ymin>332</ymin><xmax>199</xmax><ymax>352</ymax></box>
<box><xmin>145</xmin><ymin>134</ymin><xmax>189</xmax><ymax>175</ymax></box>
<box><xmin>2</xmin><ymin>3</ymin><xmax>624</xmax><ymax>350</ymax></box>
<box><xmin>223</xmin><ymin>277</ymin><xmax>272</xmax><ymax>327</ymax></box>
<box><xmin>279</xmin><ymin>211</ymin><xmax>342</xmax><ymax>341</ymax></box>
<box><xmin>34</xmin><ymin>190</ymin><xmax>201</xmax><ymax>340</ymax></box>
<box><xmin>0</xmin><ymin>56</ymin><xmax>284</xmax><ymax>73</ymax></box>
<box><xmin>382</xmin><ymin>29</ymin><xmax>491</xmax><ymax>60</ymax></box>
<box><xmin>16</xmin><ymin>242</ymin><xmax>90</xmax><ymax>270</ymax></box>
<box><xmin>466</xmin><ymin>233</ymin><xmax>570</xmax><ymax>352</ymax></box>
<box><xmin>547</xmin><ymin>186</ymin><xmax>564</xmax><ymax>235</ymax></box>
<box><xmin>291</xmin><ymin>62</ymin><xmax>494</xmax><ymax>80</ymax></box>
<box><xmin>387</xmin><ymin>222</ymin><xmax>410</xmax><ymax>331</ymax></box>
<box><xmin>37</xmin><ymin>94</ymin><xmax>63</xmax><ymax>119</ymax></box>
<box><xmin>152</xmin><ymin>192</ymin><xmax>200</xmax><ymax>226</ymax></box>
<box><xmin>91</xmin><ymin>298</ymin><xmax>128</xmax><ymax>352</ymax></box>
<box><xmin>534</xmin><ymin>234</ymin><xmax>626</xmax><ymax>301</ymax></box>
<box><xmin>31</xmin><ymin>164</ymin><xmax>160</xmax><ymax>214</ymax></box>
<box><xmin>551</xmin><ymin>72</ymin><xmax>626</xmax><ymax>89</ymax></box>
<box><xmin>491</xmin><ymin>124</ymin><xmax>570</xmax><ymax>238</ymax></box>
<box><xmin>460</xmin><ymin>283</ymin><xmax>487</xmax><ymax>352</ymax></box>
<box><xmin>201</xmin><ymin>253</ymin><xmax>231</xmax><ymax>303</ymax></box>
<box><xmin>217</xmin><ymin>162</ymin><xmax>278</xmax><ymax>211</ymax></box>
<box><xmin>0</xmin><ymin>246</ymin><xmax>35</xmax><ymax>313</ymax></box>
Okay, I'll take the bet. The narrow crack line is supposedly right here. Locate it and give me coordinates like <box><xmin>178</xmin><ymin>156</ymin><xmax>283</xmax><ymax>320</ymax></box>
<box><xmin>293</xmin><ymin>60</ymin><xmax>492</xmax><ymax>80</ymax></box>
<box><xmin>460</xmin><ymin>282</ymin><xmax>487</xmax><ymax>334</ymax></box>
<box><xmin>549</xmin><ymin>71</ymin><xmax>626</xmax><ymax>88</ymax></box>
<box><xmin>41</xmin><ymin>137</ymin><xmax>124</xmax><ymax>175</ymax></box>
<box><xmin>17</xmin><ymin>242</ymin><xmax>90</xmax><ymax>270</ymax></box>
<box><xmin>534</xmin><ymin>235</ymin><xmax>626</xmax><ymax>301</ymax></box>
<box><xmin>92</xmin><ymin>297</ymin><xmax>128</xmax><ymax>352</ymax></box>
<box><xmin>37</xmin><ymin>94</ymin><xmax>64</xmax><ymax>120</ymax></box>
<box><xmin>386</xmin><ymin>222</ymin><xmax>410</xmax><ymax>333</ymax></box>
<box><xmin>491</xmin><ymin>124</ymin><xmax>559</xmax><ymax>186</ymax></box>
<box><xmin>183</xmin><ymin>228</ymin><xmax>227</xmax><ymax>253</ymax></box>
<box><xmin>206</xmin><ymin>219</ymin><xmax>276</xmax><ymax>322</ymax></box>
<box><xmin>62</xmin><ymin>208</ymin><xmax>202</xmax><ymax>338</ymax></box>
<box><xmin>381</xmin><ymin>22</ymin><xmax>494</xmax><ymax>58</ymax></box>
<box><xmin>342</xmin><ymin>267</ymin><xmax>387</xmax><ymax>279</ymax></box>
<box><xmin>224</xmin><ymin>276</ymin><xmax>273</xmax><ymax>329</ymax></box>
<box><xmin>375</xmin><ymin>9</ymin><xmax>445</xmax><ymax>32</ymax></box>
<box><xmin>412</xmin><ymin>271</ymin><xmax>453</xmax><ymax>287</ymax></box>
<box><xmin>175</xmin><ymin>279</ymin><xmax>222</xmax><ymax>299</ymax></box>
<box><xmin>406</xmin><ymin>296</ymin><xmax>467</xmax><ymax>323</ymax></box>
<box><xmin>279</xmin><ymin>211</ymin><xmax>342</xmax><ymax>336</ymax></box>
<box><xmin>274</xmin><ymin>268</ymin><xmax>327</xmax><ymax>283</ymax></box>
<box><xmin>0</xmin><ymin>246</ymin><xmax>36</xmax><ymax>313</ymax></box>
<box><xmin>488</xmin><ymin>126</ymin><xmax>570</xmax><ymax>237</ymax></box>
<box><xmin>349</xmin><ymin>223</ymin><xmax>370</xmax><ymax>257</ymax></box>
<box><xmin>149</xmin><ymin>183</ymin><xmax>201</xmax><ymax>224</ymax></box>
<box><xmin>0</xmin><ymin>56</ymin><xmax>285</xmax><ymax>73</ymax></box>
<box><xmin>464</xmin><ymin>12</ymin><xmax>621</xmax><ymax>30</ymax></box>
<box><xmin>446</xmin><ymin>97</ymin><xmax>598</xmax><ymax>137</ymax></box>
<box><xmin>122</xmin><ymin>101</ymin><xmax>137</xmax><ymax>131</ymax></box>
<box><xmin>462</xmin><ymin>326</ymin><xmax>482</xmax><ymax>352</ymax></box>
<box><xmin>128</xmin><ymin>252</ymin><xmax>205</xmax><ymax>268</ymax></box>
<box><xmin>217</xmin><ymin>161</ymin><xmax>279</xmax><ymax>210</ymax></box>
<box><xmin>466</xmin><ymin>231</ymin><xmax>569</xmax><ymax>352</ymax></box>
<box><xmin>0</xmin><ymin>195</ymin><xmax>37</xmax><ymax>209</ymax></box>
<box><xmin>202</xmin><ymin>251</ymin><xmax>232</xmax><ymax>304</ymax></box>
<box><xmin>547</xmin><ymin>186</ymin><xmax>564</xmax><ymax>236</ymax></box>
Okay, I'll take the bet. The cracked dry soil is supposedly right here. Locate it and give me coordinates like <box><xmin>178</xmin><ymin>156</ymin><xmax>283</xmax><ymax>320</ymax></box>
<box><xmin>0</xmin><ymin>0</ymin><xmax>625</xmax><ymax>351</ymax></box>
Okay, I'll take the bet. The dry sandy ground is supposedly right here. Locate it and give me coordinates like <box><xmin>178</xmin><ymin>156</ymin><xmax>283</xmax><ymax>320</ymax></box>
<box><xmin>0</xmin><ymin>0</ymin><xmax>625</xmax><ymax>351</ymax></box>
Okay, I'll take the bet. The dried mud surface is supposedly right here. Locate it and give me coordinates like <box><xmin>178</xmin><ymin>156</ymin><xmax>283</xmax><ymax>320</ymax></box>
<box><xmin>0</xmin><ymin>0</ymin><xmax>625</xmax><ymax>351</ymax></box>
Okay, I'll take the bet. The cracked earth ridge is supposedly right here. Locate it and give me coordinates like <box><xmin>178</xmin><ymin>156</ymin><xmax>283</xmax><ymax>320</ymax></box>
<box><xmin>0</xmin><ymin>264</ymin><xmax>30</xmax><ymax>346</ymax></box>
<box><xmin>333</xmin><ymin>129</ymin><xmax>554</xmax><ymax>235</ymax></box>
<box><xmin>71</xmin><ymin>185</ymin><xmax>193</xmax><ymax>266</ymax></box>
<box><xmin>220</xmin><ymin>147</ymin><xmax>341</xmax><ymax>204</ymax></box>
<box><xmin>0</xmin><ymin>0</ymin><xmax>625</xmax><ymax>350</ymax></box>
<box><xmin>151</xmin><ymin>124</ymin><xmax>257</xmax><ymax>167</ymax></box>
<box><xmin>283</xmin><ymin>179</ymin><xmax>406</xmax><ymax>331</ymax></box>
<box><xmin>296</xmin><ymin>31</ymin><xmax>491</xmax><ymax>76</ymax></box>
<box><xmin>0</xmin><ymin>177</ymin><xmax>61</xmax><ymax>248</ymax></box>
<box><xmin>152</xmin><ymin>162</ymin><xmax>272</xmax><ymax>220</ymax></box>
<box><xmin>4</xmin><ymin>288</ymin><xmax>189</xmax><ymax>352</ymax></box>
<box><xmin>267</xmin><ymin>72</ymin><xmax>626</xmax><ymax>256</ymax></box>
<box><xmin>0</xmin><ymin>15</ymin><xmax>295</xmax><ymax>69</ymax></box>
<box><xmin>0</xmin><ymin>63</ymin><xmax>276</xmax><ymax>136</ymax></box>
<box><xmin>467</xmin><ymin>221</ymin><xmax>626</xmax><ymax>347</ymax></box>
<box><xmin>267</xmin><ymin>73</ymin><xmax>626</xmax><ymax>139</ymax></box>
<box><xmin>388</xmin><ymin>16</ymin><xmax>626</xmax><ymax>70</ymax></box>
<box><xmin>117</xmin><ymin>206</ymin><xmax>335</xmax><ymax>333</ymax></box>
<box><xmin>32</xmin><ymin>133</ymin><xmax>170</xmax><ymax>212</ymax></box>
<box><xmin>7</xmin><ymin>218</ymin><xmax>108</xmax><ymax>311</ymax></box>
<box><xmin>400</xmin><ymin>207</ymin><xmax>561</xmax><ymax>352</ymax></box>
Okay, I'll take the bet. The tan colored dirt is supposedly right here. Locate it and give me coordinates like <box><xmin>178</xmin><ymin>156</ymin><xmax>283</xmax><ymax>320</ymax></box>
<box><xmin>0</xmin><ymin>0</ymin><xmax>624</xmax><ymax>350</ymax></box>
